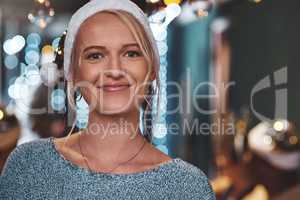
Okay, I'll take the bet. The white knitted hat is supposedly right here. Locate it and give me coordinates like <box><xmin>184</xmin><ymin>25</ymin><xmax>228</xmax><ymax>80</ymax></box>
<box><xmin>63</xmin><ymin>0</ymin><xmax>160</xmax><ymax>81</ymax></box>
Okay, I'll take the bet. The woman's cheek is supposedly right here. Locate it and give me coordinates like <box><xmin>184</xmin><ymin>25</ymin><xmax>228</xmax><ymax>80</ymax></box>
<box><xmin>134</xmin><ymin>80</ymin><xmax>150</xmax><ymax>105</ymax></box>
<box><xmin>79</xmin><ymin>65</ymin><xmax>100</xmax><ymax>81</ymax></box>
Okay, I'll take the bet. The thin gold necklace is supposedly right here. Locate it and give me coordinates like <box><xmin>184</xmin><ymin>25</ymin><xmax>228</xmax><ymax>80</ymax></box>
<box><xmin>78</xmin><ymin>131</ymin><xmax>147</xmax><ymax>174</ymax></box>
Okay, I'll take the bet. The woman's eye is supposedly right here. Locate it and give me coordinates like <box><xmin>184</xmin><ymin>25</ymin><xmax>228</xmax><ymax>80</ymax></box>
<box><xmin>125</xmin><ymin>51</ymin><xmax>142</xmax><ymax>58</ymax></box>
<box><xmin>86</xmin><ymin>52</ymin><xmax>104</xmax><ymax>60</ymax></box>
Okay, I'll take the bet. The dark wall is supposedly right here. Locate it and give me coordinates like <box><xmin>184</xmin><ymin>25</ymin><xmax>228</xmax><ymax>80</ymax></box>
<box><xmin>221</xmin><ymin>0</ymin><xmax>300</xmax><ymax>129</ymax></box>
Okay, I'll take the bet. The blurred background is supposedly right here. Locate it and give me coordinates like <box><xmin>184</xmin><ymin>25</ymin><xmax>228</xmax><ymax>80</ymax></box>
<box><xmin>0</xmin><ymin>0</ymin><xmax>300</xmax><ymax>199</ymax></box>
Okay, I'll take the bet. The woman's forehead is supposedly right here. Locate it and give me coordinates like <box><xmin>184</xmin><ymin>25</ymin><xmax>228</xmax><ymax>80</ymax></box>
<box><xmin>79</xmin><ymin>12</ymin><xmax>127</xmax><ymax>33</ymax></box>
<box><xmin>76</xmin><ymin>12</ymin><xmax>137</xmax><ymax>46</ymax></box>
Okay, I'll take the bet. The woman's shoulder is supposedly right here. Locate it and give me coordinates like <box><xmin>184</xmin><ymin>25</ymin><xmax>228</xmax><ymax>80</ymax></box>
<box><xmin>0</xmin><ymin>138</ymin><xmax>52</xmax><ymax>198</ymax></box>
<box><xmin>171</xmin><ymin>158</ymin><xmax>209</xmax><ymax>179</ymax></box>
<box><xmin>7</xmin><ymin>137</ymin><xmax>50</xmax><ymax>159</ymax></box>
<box><xmin>1</xmin><ymin>137</ymin><xmax>50</xmax><ymax>176</ymax></box>
<box><xmin>167</xmin><ymin>158</ymin><xmax>216</xmax><ymax>200</ymax></box>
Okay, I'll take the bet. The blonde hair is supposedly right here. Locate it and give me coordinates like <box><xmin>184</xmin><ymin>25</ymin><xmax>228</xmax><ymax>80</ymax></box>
<box><xmin>64</xmin><ymin>10</ymin><xmax>160</xmax><ymax>146</ymax></box>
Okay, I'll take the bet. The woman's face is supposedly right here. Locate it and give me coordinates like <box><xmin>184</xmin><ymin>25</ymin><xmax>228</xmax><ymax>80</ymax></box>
<box><xmin>73</xmin><ymin>12</ymin><xmax>154</xmax><ymax>115</ymax></box>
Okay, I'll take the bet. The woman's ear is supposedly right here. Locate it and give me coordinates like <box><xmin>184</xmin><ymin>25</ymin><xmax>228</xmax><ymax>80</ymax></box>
<box><xmin>150</xmin><ymin>68</ymin><xmax>156</xmax><ymax>81</ymax></box>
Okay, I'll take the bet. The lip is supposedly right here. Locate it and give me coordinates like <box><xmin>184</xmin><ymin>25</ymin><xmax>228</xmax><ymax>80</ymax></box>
<box><xmin>97</xmin><ymin>84</ymin><xmax>131</xmax><ymax>92</ymax></box>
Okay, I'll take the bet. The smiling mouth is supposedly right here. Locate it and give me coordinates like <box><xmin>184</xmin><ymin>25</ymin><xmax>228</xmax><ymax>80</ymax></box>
<box><xmin>97</xmin><ymin>84</ymin><xmax>131</xmax><ymax>92</ymax></box>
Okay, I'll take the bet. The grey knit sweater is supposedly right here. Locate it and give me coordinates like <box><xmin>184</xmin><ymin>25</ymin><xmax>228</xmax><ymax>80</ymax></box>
<box><xmin>0</xmin><ymin>137</ymin><xmax>216</xmax><ymax>200</ymax></box>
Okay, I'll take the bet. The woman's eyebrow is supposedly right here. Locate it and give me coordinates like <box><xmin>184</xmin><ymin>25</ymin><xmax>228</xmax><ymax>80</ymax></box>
<box><xmin>82</xmin><ymin>43</ymin><xmax>140</xmax><ymax>53</ymax></box>
<box><xmin>122</xmin><ymin>43</ymin><xmax>140</xmax><ymax>48</ymax></box>
<box><xmin>82</xmin><ymin>46</ymin><xmax>106</xmax><ymax>53</ymax></box>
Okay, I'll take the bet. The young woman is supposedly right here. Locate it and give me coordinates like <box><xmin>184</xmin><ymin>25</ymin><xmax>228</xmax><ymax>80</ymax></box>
<box><xmin>0</xmin><ymin>0</ymin><xmax>216</xmax><ymax>199</ymax></box>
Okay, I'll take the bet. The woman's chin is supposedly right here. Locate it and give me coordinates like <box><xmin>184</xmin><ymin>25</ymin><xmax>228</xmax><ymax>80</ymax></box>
<box><xmin>96</xmin><ymin>104</ymin><xmax>133</xmax><ymax>115</ymax></box>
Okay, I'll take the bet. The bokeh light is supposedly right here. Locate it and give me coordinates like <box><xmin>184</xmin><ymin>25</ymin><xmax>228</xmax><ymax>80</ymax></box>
<box><xmin>0</xmin><ymin>110</ymin><xmax>4</xmax><ymax>121</ymax></box>
<box><xmin>156</xmin><ymin>145</ymin><xmax>169</xmax><ymax>154</ymax></box>
<box><xmin>75</xmin><ymin>97</ymin><xmax>89</xmax><ymax>129</ymax></box>
<box><xmin>25</xmin><ymin>46</ymin><xmax>40</xmax><ymax>54</ymax></box>
<box><xmin>11</xmin><ymin>76</ymin><xmax>30</xmax><ymax>99</ymax></box>
<box><xmin>3</xmin><ymin>35</ymin><xmax>25</xmax><ymax>55</ymax></box>
<box><xmin>26</xmin><ymin>69</ymin><xmax>41</xmax><ymax>86</ymax></box>
<box><xmin>164</xmin><ymin>3</ymin><xmax>182</xmax><ymax>27</ymax></box>
<box><xmin>157</xmin><ymin>41</ymin><xmax>168</xmax><ymax>56</ymax></box>
<box><xmin>28</xmin><ymin>0</ymin><xmax>55</xmax><ymax>29</ymax></box>
<box><xmin>150</xmin><ymin>23</ymin><xmax>168</xmax><ymax>41</ymax></box>
<box><xmin>8</xmin><ymin>77</ymin><xmax>17</xmax><ymax>86</ymax></box>
<box><xmin>25</xmin><ymin>50</ymin><xmax>40</xmax><ymax>65</ymax></box>
<box><xmin>147</xmin><ymin>0</ymin><xmax>160</xmax><ymax>3</ymax></box>
<box><xmin>41</xmin><ymin>45</ymin><xmax>55</xmax><ymax>64</ymax></box>
<box><xmin>40</xmin><ymin>62</ymin><xmax>60</xmax><ymax>86</ymax></box>
<box><xmin>52</xmin><ymin>37</ymin><xmax>61</xmax><ymax>50</ymax></box>
<box><xmin>4</xmin><ymin>55</ymin><xmax>19</xmax><ymax>69</ymax></box>
<box><xmin>163</xmin><ymin>0</ymin><xmax>182</xmax><ymax>6</ymax></box>
<box><xmin>8</xmin><ymin>85</ymin><xmax>16</xmax><ymax>99</ymax></box>
<box><xmin>42</xmin><ymin>45</ymin><xmax>54</xmax><ymax>54</ymax></box>
<box><xmin>152</xmin><ymin>136</ymin><xmax>168</xmax><ymax>145</ymax></box>
<box><xmin>26</xmin><ymin>33</ymin><xmax>41</xmax><ymax>47</ymax></box>
<box><xmin>51</xmin><ymin>89</ymin><xmax>66</xmax><ymax>111</ymax></box>
<box><xmin>153</xmin><ymin>123</ymin><xmax>168</xmax><ymax>138</ymax></box>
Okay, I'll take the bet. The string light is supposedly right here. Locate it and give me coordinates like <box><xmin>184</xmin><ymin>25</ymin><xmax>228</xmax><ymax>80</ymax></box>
<box><xmin>28</xmin><ymin>0</ymin><xmax>55</xmax><ymax>29</ymax></box>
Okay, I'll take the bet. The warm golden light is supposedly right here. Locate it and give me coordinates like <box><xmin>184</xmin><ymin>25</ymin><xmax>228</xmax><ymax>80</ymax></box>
<box><xmin>37</xmin><ymin>0</ymin><xmax>45</xmax><ymax>4</ymax></box>
<box><xmin>289</xmin><ymin>136</ymin><xmax>298</xmax><ymax>145</ymax></box>
<box><xmin>263</xmin><ymin>135</ymin><xmax>273</xmax><ymax>146</ymax></box>
<box><xmin>149</xmin><ymin>0</ymin><xmax>160</xmax><ymax>3</ymax></box>
<box><xmin>39</xmin><ymin>19</ymin><xmax>47</xmax><ymax>29</ymax></box>
<box><xmin>0</xmin><ymin>110</ymin><xmax>4</xmax><ymax>121</ymax></box>
<box><xmin>273</xmin><ymin>121</ymin><xmax>285</xmax><ymax>132</ymax></box>
<box><xmin>49</xmin><ymin>8</ymin><xmax>55</xmax><ymax>17</ymax></box>
<box><xmin>28</xmin><ymin>13</ymin><xmax>34</xmax><ymax>21</ymax></box>
<box><xmin>42</xmin><ymin>45</ymin><xmax>54</xmax><ymax>54</ymax></box>
<box><xmin>163</xmin><ymin>0</ymin><xmax>182</xmax><ymax>5</ymax></box>
<box><xmin>210</xmin><ymin>176</ymin><xmax>232</xmax><ymax>193</ymax></box>
<box><xmin>196</xmin><ymin>9</ymin><xmax>208</xmax><ymax>17</ymax></box>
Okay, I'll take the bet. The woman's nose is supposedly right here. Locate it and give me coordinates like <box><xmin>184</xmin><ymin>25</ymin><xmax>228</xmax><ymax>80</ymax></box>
<box><xmin>107</xmin><ymin>53</ymin><xmax>121</xmax><ymax>70</ymax></box>
<box><xmin>104</xmin><ymin>54</ymin><xmax>124</xmax><ymax>78</ymax></box>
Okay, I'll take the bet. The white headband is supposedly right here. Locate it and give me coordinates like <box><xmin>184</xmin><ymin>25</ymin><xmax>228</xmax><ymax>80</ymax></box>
<box><xmin>63</xmin><ymin>0</ymin><xmax>160</xmax><ymax>81</ymax></box>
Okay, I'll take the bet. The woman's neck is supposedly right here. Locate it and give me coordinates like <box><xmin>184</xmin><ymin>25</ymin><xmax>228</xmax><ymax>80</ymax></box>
<box><xmin>78</xmin><ymin>109</ymin><xmax>146</xmax><ymax>163</ymax></box>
